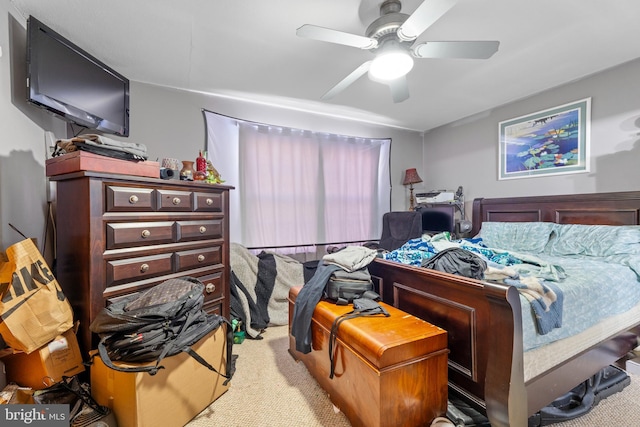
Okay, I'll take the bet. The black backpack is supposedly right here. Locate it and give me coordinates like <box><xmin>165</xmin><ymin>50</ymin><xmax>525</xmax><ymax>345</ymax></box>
<box><xmin>90</xmin><ymin>276</ymin><xmax>233</xmax><ymax>383</ymax></box>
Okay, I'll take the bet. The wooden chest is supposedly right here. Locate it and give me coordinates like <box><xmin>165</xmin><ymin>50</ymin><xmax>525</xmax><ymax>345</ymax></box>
<box><xmin>288</xmin><ymin>286</ymin><xmax>448</xmax><ymax>427</ymax></box>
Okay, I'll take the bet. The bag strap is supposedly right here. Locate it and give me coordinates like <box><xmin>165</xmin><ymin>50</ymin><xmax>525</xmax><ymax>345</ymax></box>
<box><xmin>157</xmin><ymin>315</ymin><xmax>234</xmax><ymax>385</ymax></box>
<box><xmin>95</xmin><ymin>337</ymin><xmax>161</xmax><ymax>374</ymax></box>
<box><xmin>333</xmin><ymin>290</ymin><xmax>381</xmax><ymax>306</ymax></box>
<box><xmin>223</xmin><ymin>318</ymin><xmax>235</xmax><ymax>385</ymax></box>
<box><xmin>327</xmin><ymin>299</ymin><xmax>390</xmax><ymax>379</ymax></box>
<box><xmin>93</xmin><ymin>316</ymin><xmax>235</xmax><ymax>383</ymax></box>
<box><xmin>148</xmin><ymin>309</ymin><xmax>203</xmax><ymax>374</ymax></box>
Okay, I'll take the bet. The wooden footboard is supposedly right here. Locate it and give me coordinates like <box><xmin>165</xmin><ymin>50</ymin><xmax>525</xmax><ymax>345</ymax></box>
<box><xmin>369</xmin><ymin>259</ymin><xmax>527</xmax><ymax>426</ymax></box>
<box><xmin>370</xmin><ymin>258</ymin><xmax>639</xmax><ymax>427</ymax></box>
<box><xmin>370</xmin><ymin>190</ymin><xmax>640</xmax><ymax>427</ymax></box>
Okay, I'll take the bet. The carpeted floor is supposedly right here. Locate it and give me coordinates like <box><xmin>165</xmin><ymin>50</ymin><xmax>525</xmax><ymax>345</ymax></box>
<box><xmin>186</xmin><ymin>325</ymin><xmax>351</xmax><ymax>427</ymax></box>
<box><xmin>186</xmin><ymin>325</ymin><xmax>640</xmax><ymax>427</ymax></box>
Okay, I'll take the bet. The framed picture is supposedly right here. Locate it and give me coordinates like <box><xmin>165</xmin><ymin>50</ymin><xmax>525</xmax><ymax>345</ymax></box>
<box><xmin>498</xmin><ymin>98</ymin><xmax>591</xmax><ymax>180</ymax></box>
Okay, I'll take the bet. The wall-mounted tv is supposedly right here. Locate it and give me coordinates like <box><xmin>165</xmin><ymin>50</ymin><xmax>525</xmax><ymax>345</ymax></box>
<box><xmin>26</xmin><ymin>16</ymin><xmax>130</xmax><ymax>137</ymax></box>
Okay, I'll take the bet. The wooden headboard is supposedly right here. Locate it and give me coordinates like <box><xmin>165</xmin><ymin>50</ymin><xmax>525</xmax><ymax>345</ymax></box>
<box><xmin>470</xmin><ymin>190</ymin><xmax>640</xmax><ymax>236</ymax></box>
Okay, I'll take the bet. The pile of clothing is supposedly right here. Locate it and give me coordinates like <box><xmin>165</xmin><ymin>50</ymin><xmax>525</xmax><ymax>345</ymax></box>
<box><xmin>54</xmin><ymin>134</ymin><xmax>148</xmax><ymax>160</ymax></box>
<box><xmin>229</xmin><ymin>243</ymin><xmax>304</xmax><ymax>339</ymax></box>
<box><xmin>290</xmin><ymin>246</ymin><xmax>378</xmax><ymax>354</ymax></box>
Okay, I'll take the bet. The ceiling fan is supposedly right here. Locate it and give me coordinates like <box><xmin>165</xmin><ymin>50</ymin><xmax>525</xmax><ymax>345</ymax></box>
<box><xmin>296</xmin><ymin>0</ymin><xmax>499</xmax><ymax>103</ymax></box>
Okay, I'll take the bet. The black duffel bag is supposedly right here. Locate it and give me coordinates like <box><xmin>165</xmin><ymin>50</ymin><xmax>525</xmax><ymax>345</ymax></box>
<box><xmin>325</xmin><ymin>268</ymin><xmax>376</xmax><ymax>305</ymax></box>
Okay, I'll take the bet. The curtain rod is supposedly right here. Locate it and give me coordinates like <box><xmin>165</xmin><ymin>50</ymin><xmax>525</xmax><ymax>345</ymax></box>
<box><xmin>201</xmin><ymin>108</ymin><xmax>391</xmax><ymax>142</ymax></box>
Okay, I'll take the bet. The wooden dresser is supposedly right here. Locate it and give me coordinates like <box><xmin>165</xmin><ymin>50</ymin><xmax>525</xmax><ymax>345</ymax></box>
<box><xmin>50</xmin><ymin>171</ymin><xmax>233</xmax><ymax>356</ymax></box>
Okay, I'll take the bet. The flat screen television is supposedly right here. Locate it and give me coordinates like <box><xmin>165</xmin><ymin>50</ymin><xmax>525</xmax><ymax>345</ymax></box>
<box><xmin>416</xmin><ymin>205</ymin><xmax>456</xmax><ymax>234</ymax></box>
<box><xmin>26</xmin><ymin>16</ymin><xmax>130</xmax><ymax>137</ymax></box>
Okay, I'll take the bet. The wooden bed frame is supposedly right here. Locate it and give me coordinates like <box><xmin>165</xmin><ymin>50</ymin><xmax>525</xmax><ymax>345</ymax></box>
<box><xmin>368</xmin><ymin>190</ymin><xmax>640</xmax><ymax>427</ymax></box>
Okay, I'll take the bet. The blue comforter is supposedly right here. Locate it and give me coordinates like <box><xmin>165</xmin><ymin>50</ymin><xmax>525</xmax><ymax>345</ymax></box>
<box><xmin>383</xmin><ymin>234</ymin><xmax>640</xmax><ymax>351</ymax></box>
<box><xmin>520</xmin><ymin>253</ymin><xmax>640</xmax><ymax>351</ymax></box>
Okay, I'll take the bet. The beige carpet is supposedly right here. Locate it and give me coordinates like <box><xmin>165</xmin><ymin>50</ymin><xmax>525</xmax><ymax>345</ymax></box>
<box><xmin>186</xmin><ymin>325</ymin><xmax>351</xmax><ymax>427</ymax></box>
<box><xmin>187</xmin><ymin>325</ymin><xmax>640</xmax><ymax>427</ymax></box>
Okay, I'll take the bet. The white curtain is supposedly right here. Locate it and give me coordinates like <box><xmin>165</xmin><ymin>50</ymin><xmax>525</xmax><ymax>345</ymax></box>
<box><xmin>204</xmin><ymin>110</ymin><xmax>391</xmax><ymax>255</ymax></box>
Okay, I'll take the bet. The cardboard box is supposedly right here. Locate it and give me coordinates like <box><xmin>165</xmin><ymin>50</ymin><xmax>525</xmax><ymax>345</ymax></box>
<box><xmin>91</xmin><ymin>326</ymin><xmax>230</xmax><ymax>427</ymax></box>
<box><xmin>46</xmin><ymin>150</ymin><xmax>159</xmax><ymax>178</ymax></box>
<box><xmin>1</xmin><ymin>328</ymin><xmax>85</xmax><ymax>390</ymax></box>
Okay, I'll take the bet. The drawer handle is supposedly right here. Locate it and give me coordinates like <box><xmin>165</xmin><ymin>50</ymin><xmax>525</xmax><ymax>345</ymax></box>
<box><xmin>140</xmin><ymin>263</ymin><xmax>149</xmax><ymax>273</ymax></box>
<box><xmin>206</xmin><ymin>198</ymin><xmax>213</xmax><ymax>206</ymax></box>
<box><xmin>141</xmin><ymin>229</ymin><xmax>151</xmax><ymax>238</ymax></box>
<box><xmin>129</xmin><ymin>195</ymin><xmax>139</xmax><ymax>204</ymax></box>
<box><xmin>199</xmin><ymin>226</ymin><xmax>207</xmax><ymax>234</ymax></box>
<box><xmin>197</xmin><ymin>254</ymin><xmax>205</xmax><ymax>262</ymax></box>
<box><xmin>172</xmin><ymin>197</ymin><xmax>181</xmax><ymax>205</ymax></box>
<box><xmin>205</xmin><ymin>283</ymin><xmax>216</xmax><ymax>294</ymax></box>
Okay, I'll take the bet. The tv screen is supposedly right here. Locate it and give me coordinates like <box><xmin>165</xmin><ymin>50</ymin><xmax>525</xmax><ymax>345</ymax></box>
<box><xmin>26</xmin><ymin>16</ymin><xmax>129</xmax><ymax>137</ymax></box>
<box><xmin>416</xmin><ymin>205</ymin><xmax>456</xmax><ymax>234</ymax></box>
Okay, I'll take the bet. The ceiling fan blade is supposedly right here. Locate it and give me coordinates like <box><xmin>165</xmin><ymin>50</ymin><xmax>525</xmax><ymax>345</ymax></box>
<box><xmin>322</xmin><ymin>61</ymin><xmax>372</xmax><ymax>100</ymax></box>
<box><xmin>413</xmin><ymin>40</ymin><xmax>500</xmax><ymax>59</ymax></box>
<box><xmin>296</xmin><ymin>24</ymin><xmax>378</xmax><ymax>49</ymax></box>
<box><xmin>398</xmin><ymin>0</ymin><xmax>457</xmax><ymax>42</ymax></box>
<box><xmin>388</xmin><ymin>76</ymin><xmax>410</xmax><ymax>103</ymax></box>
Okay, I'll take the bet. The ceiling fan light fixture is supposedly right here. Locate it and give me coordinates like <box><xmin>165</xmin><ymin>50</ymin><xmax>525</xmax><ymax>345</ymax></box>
<box><xmin>297</xmin><ymin>0</ymin><xmax>500</xmax><ymax>102</ymax></box>
<box><xmin>369</xmin><ymin>48</ymin><xmax>414</xmax><ymax>81</ymax></box>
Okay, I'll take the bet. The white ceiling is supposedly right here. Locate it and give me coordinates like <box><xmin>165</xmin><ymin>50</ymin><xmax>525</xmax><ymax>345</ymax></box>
<box><xmin>11</xmin><ymin>0</ymin><xmax>640</xmax><ymax>132</ymax></box>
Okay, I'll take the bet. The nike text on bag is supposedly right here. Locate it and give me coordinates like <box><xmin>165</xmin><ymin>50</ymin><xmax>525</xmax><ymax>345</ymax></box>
<box><xmin>0</xmin><ymin>238</ymin><xmax>74</xmax><ymax>353</ymax></box>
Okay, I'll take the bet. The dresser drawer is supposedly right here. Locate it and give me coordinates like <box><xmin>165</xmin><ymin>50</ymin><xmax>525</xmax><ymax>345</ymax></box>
<box><xmin>156</xmin><ymin>189</ymin><xmax>193</xmax><ymax>211</ymax></box>
<box><xmin>203</xmin><ymin>300</ymin><xmax>223</xmax><ymax>316</ymax></box>
<box><xmin>177</xmin><ymin>220</ymin><xmax>223</xmax><ymax>241</ymax></box>
<box><xmin>106</xmin><ymin>253</ymin><xmax>174</xmax><ymax>286</ymax></box>
<box><xmin>106</xmin><ymin>221</ymin><xmax>175</xmax><ymax>249</ymax></box>
<box><xmin>175</xmin><ymin>246</ymin><xmax>222</xmax><ymax>272</ymax></box>
<box><xmin>199</xmin><ymin>271</ymin><xmax>224</xmax><ymax>303</ymax></box>
<box><xmin>194</xmin><ymin>191</ymin><xmax>224</xmax><ymax>212</ymax></box>
<box><xmin>106</xmin><ymin>186</ymin><xmax>155</xmax><ymax>212</ymax></box>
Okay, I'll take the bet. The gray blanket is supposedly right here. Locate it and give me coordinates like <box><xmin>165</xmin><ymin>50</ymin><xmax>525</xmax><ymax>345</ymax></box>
<box><xmin>230</xmin><ymin>243</ymin><xmax>304</xmax><ymax>338</ymax></box>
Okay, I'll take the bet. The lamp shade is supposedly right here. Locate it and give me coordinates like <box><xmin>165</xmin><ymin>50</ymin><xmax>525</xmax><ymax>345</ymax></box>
<box><xmin>403</xmin><ymin>168</ymin><xmax>423</xmax><ymax>186</ymax></box>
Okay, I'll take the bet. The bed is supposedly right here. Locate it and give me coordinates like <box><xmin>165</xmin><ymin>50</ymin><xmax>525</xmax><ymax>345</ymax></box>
<box><xmin>367</xmin><ymin>190</ymin><xmax>640</xmax><ymax>427</ymax></box>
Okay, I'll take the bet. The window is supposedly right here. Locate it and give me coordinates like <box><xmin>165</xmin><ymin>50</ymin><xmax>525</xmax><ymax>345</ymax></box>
<box><xmin>204</xmin><ymin>111</ymin><xmax>391</xmax><ymax>255</ymax></box>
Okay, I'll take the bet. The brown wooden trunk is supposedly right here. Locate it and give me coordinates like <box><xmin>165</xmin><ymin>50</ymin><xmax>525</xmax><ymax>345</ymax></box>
<box><xmin>288</xmin><ymin>286</ymin><xmax>449</xmax><ymax>427</ymax></box>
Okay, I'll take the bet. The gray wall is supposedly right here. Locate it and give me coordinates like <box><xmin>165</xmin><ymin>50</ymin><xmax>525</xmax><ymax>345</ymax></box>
<box><xmin>0</xmin><ymin>1</ymin><xmax>423</xmax><ymax>253</ymax></box>
<box><xmin>423</xmin><ymin>58</ymin><xmax>640</xmax><ymax>221</ymax></box>
<box><xmin>125</xmin><ymin>82</ymin><xmax>425</xmax><ymax>245</ymax></box>
<box><xmin>3</xmin><ymin>0</ymin><xmax>638</xmax><ymax>252</ymax></box>
<box><xmin>0</xmin><ymin>6</ymin><xmax>67</xmax><ymax>260</ymax></box>
<box><xmin>125</xmin><ymin>81</ymin><xmax>424</xmax><ymax>215</ymax></box>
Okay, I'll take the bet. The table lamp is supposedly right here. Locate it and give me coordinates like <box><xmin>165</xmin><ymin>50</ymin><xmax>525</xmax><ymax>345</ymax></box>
<box><xmin>403</xmin><ymin>168</ymin><xmax>422</xmax><ymax>210</ymax></box>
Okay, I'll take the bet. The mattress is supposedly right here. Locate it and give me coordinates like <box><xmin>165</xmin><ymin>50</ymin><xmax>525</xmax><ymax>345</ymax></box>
<box><xmin>524</xmin><ymin>296</ymin><xmax>640</xmax><ymax>382</ymax></box>
<box><xmin>520</xmin><ymin>254</ymin><xmax>640</xmax><ymax>352</ymax></box>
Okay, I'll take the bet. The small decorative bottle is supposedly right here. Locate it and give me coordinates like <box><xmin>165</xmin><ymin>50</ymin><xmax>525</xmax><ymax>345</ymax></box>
<box><xmin>196</xmin><ymin>150</ymin><xmax>207</xmax><ymax>174</ymax></box>
<box><xmin>194</xmin><ymin>150</ymin><xmax>207</xmax><ymax>181</ymax></box>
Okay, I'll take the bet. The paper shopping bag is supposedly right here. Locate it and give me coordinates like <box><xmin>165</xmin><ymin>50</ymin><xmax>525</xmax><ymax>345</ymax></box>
<box><xmin>0</xmin><ymin>238</ymin><xmax>74</xmax><ymax>353</ymax></box>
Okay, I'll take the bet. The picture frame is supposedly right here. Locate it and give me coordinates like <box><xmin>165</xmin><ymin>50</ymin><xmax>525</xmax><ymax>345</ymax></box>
<box><xmin>498</xmin><ymin>98</ymin><xmax>591</xmax><ymax>180</ymax></box>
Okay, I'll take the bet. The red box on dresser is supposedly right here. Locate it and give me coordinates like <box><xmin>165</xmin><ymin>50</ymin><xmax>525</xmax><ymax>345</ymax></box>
<box><xmin>45</xmin><ymin>150</ymin><xmax>159</xmax><ymax>178</ymax></box>
<box><xmin>288</xmin><ymin>286</ymin><xmax>448</xmax><ymax>427</ymax></box>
